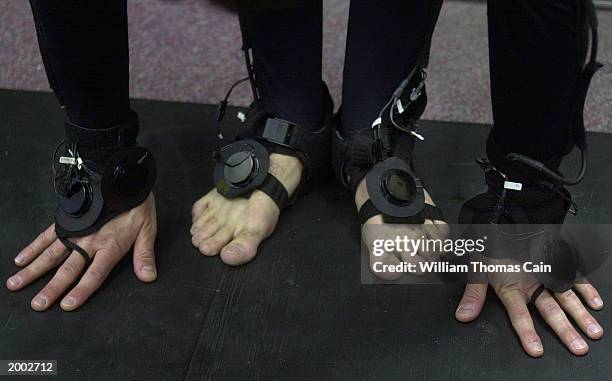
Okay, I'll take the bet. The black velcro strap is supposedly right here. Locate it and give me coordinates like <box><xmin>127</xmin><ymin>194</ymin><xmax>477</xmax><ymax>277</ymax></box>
<box><xmin>258</xmin><ymin>173</ymin><xmax>290</xmax><ymax>211</ymax></box>
<box><xmin>261</xmin><ymin>118</ymin><xmax>305</xmax><ymax>151</ymax></box>
<box><xmin>530</xmin><ymin>284</ymin><xmax>546</xmax><ymax>305</ymax></box>
<box><xmin>65</xmin><ymin>111</ymin><xmax>139</xmax><ymax>147</ymax></box>
<box><xmin>358</xmin><ymin>200</ymin><xmax>381</xmax><ymax>224</ymax></box>
<box><xmin>358</xmin><ymin>199</ymin><xmax>444</xmax><ymax>225</ymax></box>
<box><xmin>350</xmin><ymin>134</ymin><xmax>377</xmax><ymax>167</ymax></box>
<box><xmin>422</xmin><ymin>204</ymin><xmax>445</xmax><ymax>222</ymax></box>
<box><xmin>59</xmin><ymin>237</ymin><xmax>93</xmax><ymax>267</ymax></box>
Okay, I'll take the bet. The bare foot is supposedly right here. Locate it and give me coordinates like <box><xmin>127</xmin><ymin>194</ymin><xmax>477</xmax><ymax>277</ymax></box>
<box><xmin>190</xmin><ymin>153</ymin><xmax>302</xmax><ymax>266</ymax></box>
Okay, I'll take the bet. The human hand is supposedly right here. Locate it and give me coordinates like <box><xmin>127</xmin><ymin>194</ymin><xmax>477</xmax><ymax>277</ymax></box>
<box><xmin>6</xmin><ymin>193</ymin><xmax>158</xmax><ymax>311</ymax></box>
<box><xmin>456</xmin><ymin>279</ymin><xmax>604</xmax><ymax>357</ymax></box>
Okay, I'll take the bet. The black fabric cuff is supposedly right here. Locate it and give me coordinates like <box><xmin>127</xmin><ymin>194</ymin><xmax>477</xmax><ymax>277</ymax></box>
<box><xmin>486</xmin><ymin>133</ymin><xmax>562</xmax><ymax>183</ymax></box>
<box><xmin>65</xmin><ymin>110</ymin><xmax>139</xmax><ymax>148</ymax></box>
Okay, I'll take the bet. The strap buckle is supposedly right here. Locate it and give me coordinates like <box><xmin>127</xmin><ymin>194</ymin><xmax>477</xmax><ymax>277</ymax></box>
<box><xmin>261</xmin><ymin>118</ymin><xmax>304</xmax><ymax>150</ymax></box>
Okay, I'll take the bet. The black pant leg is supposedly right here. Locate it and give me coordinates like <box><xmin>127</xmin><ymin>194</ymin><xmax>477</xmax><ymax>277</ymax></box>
<box><xmin>29</xmin><ymin>0</ymin><xmax>131</xmax><ymax>128</ymax></box>
<box><xmin>487</xmin><ymin>0</ymin><xmax>587</xmax><ymax>165</ymax></box>
<box><xmin>238</xmin><ymin>1</ymin><xmax>324</xmax><ymax>132</ymax></box>
<box><xmin>340</xmin><ymin>0</ymin><xmax>443</xmax><ymax>134</ymax></box>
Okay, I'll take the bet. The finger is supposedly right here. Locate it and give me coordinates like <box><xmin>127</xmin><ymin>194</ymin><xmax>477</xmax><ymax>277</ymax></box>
<box><xmin>423</xmin><ymin>220</ymin><xmax>449</xmax><ymax>241</ymax></box>
<box><xmin>455</xmin><ymin>284</ymin><xmax>488</xmax><ymax>323</ymax></box>
<box><xmin>6</xmin><ymin>239</ymin><xmax>70</xmax><ymax>291</ymax></box>
<box><xmin>498</xmin><ymin>289</ymin><xmax>544</xmax><ymax>357</ymax></box>
<box><xmin>30</xmin><ymin>250</ymin><xmax>88</xmax><ymax>311</ymax></box>
<box><xmin>133</xmin><ymin>221</ymin><xmax>158</xmax><ymax>283</ymax></box>
<box><xmin>535</xmin><ymin>289</ymin><xmax>589</xmax><ymax>355</ymax></box>
<box><xmin>220</xmin><ymin>226</ymin><xmax>267</xmax><ymax>266</ymax></box>
<box><xmin>199</xmin><ymin>225</ymin><xmax>234</xmax><ymax>256</ymax></box>
<box><xmin>574</xmin><ymin>283</ymin><xmax>604</xmax><ymax>310</ymax></box>
<box><xmin>60</xmin><ymin>248</ymin><xmax>122</xmax><ymax>311</ymax></box>
<box><xmin>555</xmin><ymin>289</ymin><xmax>603</xmax><ymax>340</ymax></box>
<box><xmin>14</xmin><ymin>224</ymin><xmax>57</xmax><ymax>266</ymax></box>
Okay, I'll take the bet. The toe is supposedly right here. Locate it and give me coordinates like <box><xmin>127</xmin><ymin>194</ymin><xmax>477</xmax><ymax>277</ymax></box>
<box><xmin>192</xmin><ymin>195</ymin><xmax>212</xmax><ymax>219</ymax></box>
<box><xmin>191</xmin><ymin>209</ymin><xmax>215</xmax><ymax>235</ymax></box>
<box><xmin>198</xmin><ymin>226</ymin><xmax>234</xmax><ymax>256</ymax></box>
<box><xmin>192</xmin><ymin>218</ymin><xmax>220</xmax><ymax>248</ymax></box>
<box><xmin>220</xmin><ymin>230</ymin><xmax>263</xmax><ymax>266</ymax></box>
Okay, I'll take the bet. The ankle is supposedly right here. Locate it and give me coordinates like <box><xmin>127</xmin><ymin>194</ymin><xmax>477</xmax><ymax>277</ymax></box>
<box><xmin>269</xmin><ymin>153</ymin><xmax>303</xmax><ymax>195</ymax></box>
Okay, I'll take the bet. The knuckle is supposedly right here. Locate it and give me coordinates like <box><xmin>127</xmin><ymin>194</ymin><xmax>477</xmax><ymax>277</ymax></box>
<box><xmin>543</xmin><ymin>302</ymin><xmax>562</xmax><ymax>316</ymax></box>
<box><xmin>510</xmin><ymin>307</ymin><xmax>531</xmax><ymax>322</ymax></box>
<box><xmin>60</xmin><ymin>261</ymin><xmax>80</xmax><ymax>277</ymax></box>
<box><xmin>134</xmin><ymin>249</ymin><xmax>153</xmax><ymax>260</ymax></box>
<box><xmin>560</xmin><ymin>290</ymin><xmax>577</xmax><ymax>303</ymax></box>
<box><xmin>100</xmin><ymin>236</ymin><xmax>121</xmax><ymax>254</ymax></box>
<box><xmin>86</xmin><ymin>267</ymin><xmax>105</xmax><ymax>283</ymax></box>
<box><xmin>563</xmin><ymin>327</ymin><xmax>578</xmax><ymax>340</ymax></box>
<box><xmin>41</xmin><ymin>247</ymin><xmax>58</xmax><ymax>265</ymax></box>
<box><xmin>464</xmin><ymin>287</ymin><xmax>483</xmax><ymax>301</ymax></box>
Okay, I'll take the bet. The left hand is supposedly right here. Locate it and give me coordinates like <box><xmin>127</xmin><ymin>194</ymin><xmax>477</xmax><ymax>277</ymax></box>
<box><xmin>6</xmin><ymin>194</ymin><xmax>157</xmax><ymax>311</ymax></box>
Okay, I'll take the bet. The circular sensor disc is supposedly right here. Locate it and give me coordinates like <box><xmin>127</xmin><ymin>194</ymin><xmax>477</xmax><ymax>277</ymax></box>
<box><xmin>381</xmin><ymin>169</ymin><xmax>417</xmax><ymax>206</ymax></box>
<box><xmin>224</xmin><ymin>151</ymin><xmax>256</xmax><ymax>186</ymax></box>
<box><xmin>101</xmin><ymin>146</ymin><xmax>157</xmax><ymax>211</ymax></box>
<box><xmin>366</xmin><ymin>157</ymin><xmax>424</xmax><ymax>218</ymax></box>
<box><xmin>213</xmin><ymin>139</ymin><xmax>269</xmax><ymax>198</ymax></box>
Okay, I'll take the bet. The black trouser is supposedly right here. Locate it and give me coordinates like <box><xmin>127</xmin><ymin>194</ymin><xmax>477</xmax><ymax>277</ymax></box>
<box><xmin>240</xmin><ymin>0</ymin><xmax>589</xmax><ymax>166</ymax></box>
<box><xmin>29</xmin><ymin>0</ymin><xmax>131</xmax><ymax>128</ymax></box>
<box><xmin>30</xmin><ymin>0</ymin><xmax>589</xmax><ymax>165</ymax></box>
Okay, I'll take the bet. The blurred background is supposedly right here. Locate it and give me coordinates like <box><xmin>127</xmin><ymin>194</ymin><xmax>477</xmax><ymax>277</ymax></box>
<box><xmin>1</xmin><ymin>0</ymin><xmax>610</xmax><ymax>132</ymax></box>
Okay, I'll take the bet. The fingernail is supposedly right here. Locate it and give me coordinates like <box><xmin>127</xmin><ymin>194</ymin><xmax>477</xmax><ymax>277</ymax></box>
<box><xmin>141</xmin><ymin>265</ymin><xmax>156</xmax><ymax>275</ymax></box>
<box><xmin>7</xmin><ymin>275</ymin><xmax>21</xmax><ymax>288</ymax></box>
<box><xmin>199</xmin><ymin>244</ymin><xmax>209</xmax><ymax>253</ymax></box>
<box><xmin>593</xmin><ymin>297</ymin><xmax>603</xmax><ymax>307</ymax></box>
<box><xmin>14</xmin><ymin>254</ymin><xmax>24</xmax><ymax>264</ymax></box>
<box><xmin>571</xmin><ymin>338</ymin><xmax>587</xmax><ymax>350</ymax></box>
<box><xmin>62</xmin><ymin>296</ymin><xmax>76</xmax><ymax>307</ymax></box>
<box><xmin>456</xmin><ymin>304</ymin><xmax>474</xmax><ymax>316</ymax></box>
<box><xmin>529</xmin><ymin>340</ymin><xmax>544</xmax><ymax>352</ymax></box>
<box><xmin>223</xmin><ymin>246</ymin><xmax>241</xmax><ymax>256</ymax></box>
<box><xmin>32</xmin><ymin>295</ymin><xmax>47</xmax><ymax>308</ymax></box>
<box><xmin>587</xmin><ymin>323</ymin><xmax>602</xmax><ymax>335</ymax></box>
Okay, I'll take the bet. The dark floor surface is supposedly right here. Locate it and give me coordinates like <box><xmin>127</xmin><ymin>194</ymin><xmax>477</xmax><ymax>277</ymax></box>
<box><xmin>0</xmin><ymin>89</ymin><xmax>611</xmax><ymax>380</ymax></box>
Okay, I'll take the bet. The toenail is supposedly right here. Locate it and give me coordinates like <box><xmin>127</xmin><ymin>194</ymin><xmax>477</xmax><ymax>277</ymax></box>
<box><xmin>223</xmin><ymin>245</ymin><xmax>243</xmax><ymax>256</ymax></box>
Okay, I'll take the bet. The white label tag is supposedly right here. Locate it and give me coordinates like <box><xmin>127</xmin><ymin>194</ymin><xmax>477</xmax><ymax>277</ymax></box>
<box><xmin>504</xmin><ymin>181</ymin><xmax>523</xmax><ymax>191</ymax></box>
<box><xmin>59</xmin><ymin>157</ymin><xmax>77</xmax><ymax>165</ymax></box>
<box><xmin>371</xmin><ymin>117</ymin><xmax>382</xmax><ymax>128</ymax></box>
<box><xmin>396</xmin><ymin>99</ymin><xmax>405</xmax><ymax>114</ymax></box>
<box><xmin>236</xmin><ymin>111</ymin><xmax>246</xmax><ymax>123</ymax></box>
<box><xmin>410</xmin><ymin>131</ymin><xmax>425</xmax><ymax>141</ymax></box>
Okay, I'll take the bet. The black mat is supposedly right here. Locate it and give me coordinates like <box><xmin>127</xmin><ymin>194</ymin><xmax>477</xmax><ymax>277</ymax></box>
<box><xmin>1</xmin><ymin>89</ymin><xmax>610</xmax><ymax>380</ymax></box>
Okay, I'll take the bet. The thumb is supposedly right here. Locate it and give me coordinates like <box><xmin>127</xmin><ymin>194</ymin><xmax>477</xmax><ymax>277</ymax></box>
<box><xmin>455</xmin><ymin>283</ymin><xmax>488</xmax><ymax>322</ymax></box>
<box><xmin>133</xmin><ymin>219</ymin><xmax>157</xmax><ymax>283</ymax></box>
